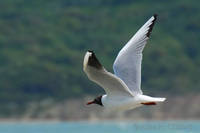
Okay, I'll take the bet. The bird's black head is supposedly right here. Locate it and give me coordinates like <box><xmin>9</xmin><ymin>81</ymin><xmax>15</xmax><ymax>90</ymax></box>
<box><xmin>87</xmin><ymin>95</ymin><xmax>103</xmax><ymax>106</ymax></box>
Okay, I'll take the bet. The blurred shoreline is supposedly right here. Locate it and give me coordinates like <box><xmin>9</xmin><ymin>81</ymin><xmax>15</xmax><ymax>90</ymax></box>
<box><xmin>0</xmin><ymin>94</ymin><xmax>199</xmax><ymax>122</ymax></box>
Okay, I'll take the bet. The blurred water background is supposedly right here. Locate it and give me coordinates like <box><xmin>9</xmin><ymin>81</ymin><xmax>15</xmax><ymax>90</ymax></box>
<box><xmin>0</xmin><ymin>121</ymin><xmax>199</xmax><ymax>133</ymax></box>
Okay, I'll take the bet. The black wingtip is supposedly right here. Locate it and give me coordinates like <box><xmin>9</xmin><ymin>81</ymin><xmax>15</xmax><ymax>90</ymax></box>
<box><xmin>153</xmin><ymin>14</ymin><xmax>158</xmax><ymax>19</ymax></box>
<box><xmin>87</xmin><ymin>51</ymin><xmax>103</xmax><ymax>70</ymax></box>
<box><xmin>146</xmin><ymin>14</ymin><xmax>158</xmax><ymax>37</ymax></box>
<box><xmin>87</xmin><ymin>50</ymin><xmax>94</xmax><ymax>53</ymax></box>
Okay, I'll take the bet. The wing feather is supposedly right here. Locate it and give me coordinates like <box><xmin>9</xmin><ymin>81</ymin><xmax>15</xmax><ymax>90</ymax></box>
<box><xmin>113</xmin><ymin>15</ymin><xmax>157</xmax><ymax>95</ymax></box>
<box><xmin>83</xmin><ymin>51</ymin><xmax>133</xmax><ymax>97</ymax></box>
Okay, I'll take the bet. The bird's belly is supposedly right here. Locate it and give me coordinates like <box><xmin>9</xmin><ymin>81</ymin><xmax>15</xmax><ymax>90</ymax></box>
<box><xmin>104</xmin><ymin>97</ymin><xmax>142</xmax><ymax>111</ymax></box>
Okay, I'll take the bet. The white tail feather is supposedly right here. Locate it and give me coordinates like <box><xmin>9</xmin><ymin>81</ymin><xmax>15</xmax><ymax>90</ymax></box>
<box><xmin>153</xmin><ymin>97</ymin><xmax>166</xmax><ymax>102</ymax></box>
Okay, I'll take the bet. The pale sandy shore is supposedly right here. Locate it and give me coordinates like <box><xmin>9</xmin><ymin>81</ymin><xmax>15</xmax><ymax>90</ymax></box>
<box><xmin>0</xmin><ymin>94</ymin><xmax>200</xmax><ymax>121</ymax></box>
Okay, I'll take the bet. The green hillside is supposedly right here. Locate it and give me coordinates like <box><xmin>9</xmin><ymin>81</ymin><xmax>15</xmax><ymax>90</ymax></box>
<box><xmin>0</xmin><ymin>0</ymin><xmax>200</xmax><ymax>115</ymax></box>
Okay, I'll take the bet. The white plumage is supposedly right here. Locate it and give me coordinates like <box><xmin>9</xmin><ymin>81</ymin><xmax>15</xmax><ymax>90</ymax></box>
<box><xmin>83</xmin><ymin>15</ymin><xmax>166</xmax><ymax>111</ymax></box>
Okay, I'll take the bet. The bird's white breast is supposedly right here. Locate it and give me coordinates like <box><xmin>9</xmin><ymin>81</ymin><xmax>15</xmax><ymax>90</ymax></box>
<box><xmin>102</xmin><ymin>95</ymin><xmax>142</xmax><ymax>111</ymax></box>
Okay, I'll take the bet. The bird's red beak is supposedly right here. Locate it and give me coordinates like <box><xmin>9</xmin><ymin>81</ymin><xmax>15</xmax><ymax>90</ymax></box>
<box><xmin>87</xmin><ymin>100</ymin><xmax>95</xmax><ymax>105</ymax></box>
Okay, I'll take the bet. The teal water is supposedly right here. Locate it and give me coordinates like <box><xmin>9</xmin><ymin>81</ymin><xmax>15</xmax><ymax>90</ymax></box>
<box><xmin>0</xmin><ymin>121</ymin><xmax>199</xmax><ymax>133</ymax></box>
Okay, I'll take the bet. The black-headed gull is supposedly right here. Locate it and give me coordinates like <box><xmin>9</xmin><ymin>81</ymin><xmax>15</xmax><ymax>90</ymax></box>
<box><xmin>83</xmin><ymin>14</ymin><xmax>166</xmax><ymax>111</ymax></box>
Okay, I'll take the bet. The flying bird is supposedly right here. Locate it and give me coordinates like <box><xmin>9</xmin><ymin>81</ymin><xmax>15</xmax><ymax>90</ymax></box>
<box><xmin>83</xmin><ymin>14</ymin><xmax>166</xmax><ymax>111</ymax></box>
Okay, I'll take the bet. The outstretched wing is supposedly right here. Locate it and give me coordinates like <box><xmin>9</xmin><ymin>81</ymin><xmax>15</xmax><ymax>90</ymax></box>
<box><xmin>83</xmin><ymin>51</ymin><xmax>133</xmax><ymax>97</ymax></box>
<box><xmin>113</xmin><ymin>15</ymin><xmax>157</xmax><ymax>95</ymax></box>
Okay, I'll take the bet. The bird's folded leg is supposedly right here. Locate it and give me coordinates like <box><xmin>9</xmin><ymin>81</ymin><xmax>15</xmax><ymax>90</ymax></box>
<box><xmin>141</xmin><ymin>102</ymin><xmax>156</xmax><ymax>105</ymax></box>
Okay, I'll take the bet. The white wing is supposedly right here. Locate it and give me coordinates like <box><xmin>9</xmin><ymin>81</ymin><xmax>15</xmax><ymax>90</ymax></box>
<box><xmin>83</xmin><ymin>51</ymin><xmax>133</xmax><ymax>97</ymax></box>
<box><xmin>113</xmin><ymin>15</ymin><xmax>157</xmax><ymax>95</ymax></box>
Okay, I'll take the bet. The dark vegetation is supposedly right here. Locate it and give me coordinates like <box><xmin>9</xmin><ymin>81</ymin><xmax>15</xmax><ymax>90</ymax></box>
<box><xmin>0</xmin><ymin>0</ymin><xmax>200</xmax><ymax>116</ymax></box>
